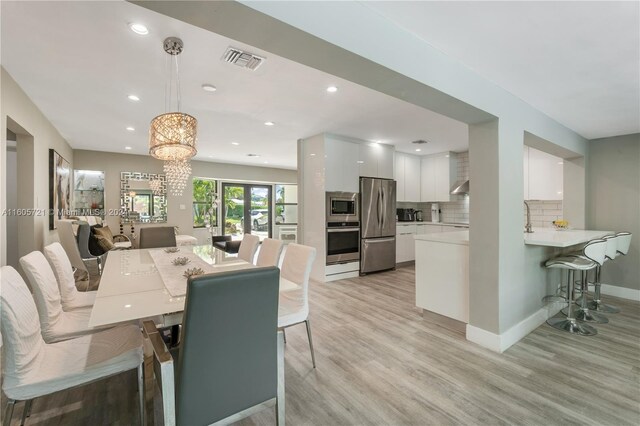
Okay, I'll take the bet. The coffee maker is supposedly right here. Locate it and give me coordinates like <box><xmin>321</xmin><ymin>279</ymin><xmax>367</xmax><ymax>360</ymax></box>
<box><xmin>415</xmin><ymin>210</ymin><xmax>424</xmax><ymax>222</ymax></box>
<box><xmin>430</xmin><ymin>203</ymin><xmax>440</xmax><ymax>223</ymax></box>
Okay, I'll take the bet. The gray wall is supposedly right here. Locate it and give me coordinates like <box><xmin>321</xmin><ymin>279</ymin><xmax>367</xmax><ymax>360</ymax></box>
<box><xmin>1</xmin><ymin>67</ymin><xmax>75</xmax><ymax>265</ymax></box>
<box><xmin>6</xmin><ymin>146</ymin><xmax>18</xmax><ymax>268</ymax></box>
<box><xmin>587</xmin><ymin>134</ymin><xmax>640</xmax><ymax>290</ymax></box>
<box><xmin>73</xmin><ymin>149</ymin><xmax>297</xmax><ymax>236</ymax></box>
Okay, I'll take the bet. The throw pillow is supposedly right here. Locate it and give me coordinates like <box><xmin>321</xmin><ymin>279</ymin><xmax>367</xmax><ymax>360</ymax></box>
<box><xmin>95</xmin><ymin>235</ymin><xmax>115</xmax><ymax>253</ymax></box>
<box><xmin>94</xmin><ymin>225</ymin><xmax>114</xmax><ymax>243</ymax></box>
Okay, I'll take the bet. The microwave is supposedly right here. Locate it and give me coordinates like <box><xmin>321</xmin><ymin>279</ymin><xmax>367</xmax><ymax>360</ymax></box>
<box><xmin>326</xmin><ymin>192</ymin><xmax>359</xmax><ymax>223</ymax></box>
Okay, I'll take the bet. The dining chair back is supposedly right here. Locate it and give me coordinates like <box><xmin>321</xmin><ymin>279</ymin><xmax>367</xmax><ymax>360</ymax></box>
<box><xmin>139</xmin><ymin>227</ymin><xmax>177</xmax><ymax>249</ymax></box>
<box><xmin>19</xmin><ymin>251</ymin><xmax>95</xmax><ymax>343</ymax></box>
<box><xmin>44</xmin><ymin>242</ymin><xmax>96</xmax><ymax>311</ymax></box>
<box><xmin>602</xmin><ymin>235</ymin><xmax>618</xmax><ymax>261</ymax></box>
<box><xmin>256</xmin><ymin>238</ymin><xmax>284</xmax><ymax>267</ymax></box>
<box><xmin>176</xmin><ymin>267</ymin><xmax>281</xmax><ymax>425</ymax></box>
<box><xmin>56</xmin><ymin>219</ymin><xmax>89</xmax><ymax>280</ymax></box>
<box><xmin>278</xmin><ymin>243</ymin><xmax>317</xmax><ymax>367</ymax></box>
<box><xmin>238</xmin><ymin>233</ymin><xmax>260</xmax><ymax>263</ymax></box>
<box><xmin>1</xmin><ymin>265</ymin><xmax>144</xmax><ymax>425</ymax></box>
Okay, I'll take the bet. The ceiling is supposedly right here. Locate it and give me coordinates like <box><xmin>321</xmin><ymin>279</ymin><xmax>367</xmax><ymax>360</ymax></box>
<box><xmin>0</xmin><ymin>1</ymin><xmax>469</xmax><ymax>170</ymax></box>
<box><xmin>364</xmin><ymin>1</ymin><xmax>640</xmax><ymax>140</ymax></box>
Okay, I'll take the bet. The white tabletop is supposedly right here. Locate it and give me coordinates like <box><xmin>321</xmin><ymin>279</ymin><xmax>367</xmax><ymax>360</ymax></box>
<box><xmin>524</xmin><ymin>228</ymin><xmax>614</xmax><ymax>248</ymax></box>
<box><xmin>89</xmin><ymin>245</ymin><xmax>299</xmax><ymax>327</ymax></box>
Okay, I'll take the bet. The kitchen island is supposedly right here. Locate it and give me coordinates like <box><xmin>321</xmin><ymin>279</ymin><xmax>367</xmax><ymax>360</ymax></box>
<box><xmin>415</xmin><ymin>228</ymin><xmax>614</xmax><ymax>345</ymax></box>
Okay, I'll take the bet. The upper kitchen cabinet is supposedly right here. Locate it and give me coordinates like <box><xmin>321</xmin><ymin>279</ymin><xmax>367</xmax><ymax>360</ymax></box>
<box><xmin>358</xmin><ymin>142</ymin><xmax>394</xmax><ymax>179</ymax></box>
<box><xmin>325</xmin><ymin>136</ymin><xmax>359</xmax><ymax>193</ymax></box>
<box><xmin>525</xmin><ymin>146</ymin><xmax>563</xmax><ymax>201</ymax></box>
<box><xmin>421</xmin><ymin>152</ymin><xmax>458</xmax><ymax>202</ymax></box>
<box><xmin>395</xmin><ymin>152</ymin><xmax>421</xmax><ymax>202</ymax></box>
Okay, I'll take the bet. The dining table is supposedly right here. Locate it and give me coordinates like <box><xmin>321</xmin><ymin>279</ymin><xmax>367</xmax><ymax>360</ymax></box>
<box><xmin>89</xmin><ymin>243</ymin><xmax>290</xmax><ymax>425</ymax></box>
<box><xmin>89</xmin><ymin>243</ymin><xmax>298</xmax><ymax>328</ymax></box>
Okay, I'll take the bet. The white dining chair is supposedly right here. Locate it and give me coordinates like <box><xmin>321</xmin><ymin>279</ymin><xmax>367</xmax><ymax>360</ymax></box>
<box><xmin>1</xmin><ymin>266</ymin><xmax>145</xmax><ymax>425</ymax></box>
<box><xmin>278</xmin><ymin>243</ymin><xmax>317</xmax><ymax>367</ymax></box>
<box><xmin>44</xmin><ymin>242</ymin><xmax>97</xmax><ymax>311</ymax></box>
<box><xmin>19</xmin><ymin>251</ymin><xmax>101</xmax><ymax>343</ymax></box>
<box><xmin>238</xmin><ymin>233</ymin><xmax>260</xmax><ymax>263</ymax></box>
<box><xmin>256</xmin><ymin>238</ymin><xmax>284</xmax><ymax>267</ymax></box>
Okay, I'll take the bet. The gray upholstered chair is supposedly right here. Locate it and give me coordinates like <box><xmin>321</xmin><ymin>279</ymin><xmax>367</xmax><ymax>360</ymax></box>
<box><xmin>139</xmin><ymin>227</ymin><xmax>177</xmax><ymax>249</ymax></box>
<box><xmin>143</xmin><ymin>267</ymin><xmax>285</xmax><ymax>426</ymax></box>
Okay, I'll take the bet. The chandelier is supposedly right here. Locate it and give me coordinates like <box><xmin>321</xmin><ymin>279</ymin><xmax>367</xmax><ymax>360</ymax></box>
<box><xmin>149</xmin><ymin>37</ymin><xmax>197</xmax><ymax>194</ymax></box>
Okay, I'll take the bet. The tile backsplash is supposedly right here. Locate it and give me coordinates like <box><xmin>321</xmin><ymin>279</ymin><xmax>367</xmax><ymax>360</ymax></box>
<box><xmin>524</xmin><ymin>200</ymin><xmax>564</xmax><ymax>228</ymax></box>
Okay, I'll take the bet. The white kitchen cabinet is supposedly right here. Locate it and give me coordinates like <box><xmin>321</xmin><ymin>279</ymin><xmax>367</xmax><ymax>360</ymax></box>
<box><xmin>394</xmin><ymin>152</ymin><xmax>421</xmax><ymax>202</ymax></box>
<box><xmin>394</xmin><ymin>153</ymin><xmax>406</xmax><ymax>201</ymax></box>
<box><xmin>359</xmin><ymin>143</ymin><xmax>394</xmax><ymax>179</ymax></box>
<box><xmin>525</xmin><ymin>146</ymin><xmax>563</xmax><ymax>201</ymax></box>
<box><xmin>421</xmin><ymin>152</ymin><xmax>458</xmax><ymax>202</ymax></box>
<box><xmin>325</xmin><ymin>136</ymin><xmax>359</xmax><ymax>193</ymax></box>
<box><xmin>523</xmin><ymin>146</ymin><xmax>530</xmax><ymax>200</ymax></box>
<box><xmin>396</xmin><ymin>224</ymin><xmax>417</xmax><ymax>263</ymax></box>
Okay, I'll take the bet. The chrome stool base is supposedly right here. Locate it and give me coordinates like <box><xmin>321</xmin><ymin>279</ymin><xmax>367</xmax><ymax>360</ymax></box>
<box><xmin>587</xmin><ymin>300</ymin><xmax>620</xmax><ymax>314</ymax></box>
<box><xmin>547</xmin><ymin>317</ymin><xmax>597</xmax><ymax>336</ymax></box>
<box><xmin>574</xmin><ymin>308</ymin><xmax>609</xmax><ymax>324</ymax></box>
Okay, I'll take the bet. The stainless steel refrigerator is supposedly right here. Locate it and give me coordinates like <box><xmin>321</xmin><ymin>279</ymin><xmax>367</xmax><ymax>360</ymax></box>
<box><xmin>360</xmin><ymin>177</ymin><xmax>396</xmax><ymax>274</ymax></box>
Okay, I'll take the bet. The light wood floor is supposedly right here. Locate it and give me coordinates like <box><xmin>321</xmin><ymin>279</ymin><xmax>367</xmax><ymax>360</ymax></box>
<box><xmin>3</xmin><ymin>264</ymin><xmax>639</xmax><ymax>425</ymax></box>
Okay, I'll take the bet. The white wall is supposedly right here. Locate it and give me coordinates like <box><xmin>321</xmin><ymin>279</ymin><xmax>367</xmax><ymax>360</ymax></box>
<box><xmin>73</xmin><ymin>149</ymin><xmax>297</xmax><ymax>238</ymax></box>
<box><xmin>587</xmin><ymin>134</ymin><xmax>640</xmax><ymax>291</ymax></box>
<box><xmin>1</xmin><ymin>67</ymin><xmax>75</xmax><ymax>265</ymax></box>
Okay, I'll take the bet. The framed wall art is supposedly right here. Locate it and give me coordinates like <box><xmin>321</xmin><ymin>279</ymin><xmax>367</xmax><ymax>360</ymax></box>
<box><xmin>49</xmin><ymin>149</ymin><xmax>71</xmax><ymax>230</ymax></box>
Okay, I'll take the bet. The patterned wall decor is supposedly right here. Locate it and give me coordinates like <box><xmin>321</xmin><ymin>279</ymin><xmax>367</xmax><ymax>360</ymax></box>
<box><xmin>120</xmin><ymin>171</ymin><xmax>168</xmax><ymax>223</ymax></box>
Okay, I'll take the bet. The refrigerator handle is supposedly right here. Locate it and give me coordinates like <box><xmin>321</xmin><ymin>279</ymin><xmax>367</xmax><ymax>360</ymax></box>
<box><xmin>377</xmin><ymin>187</ymin><xmax>383</xmax><ymax>228</ymax></box>
<box><xmin>381</xmin><ymin>185</ymin><xmax>385</xmax><ymax>229</ymax></box>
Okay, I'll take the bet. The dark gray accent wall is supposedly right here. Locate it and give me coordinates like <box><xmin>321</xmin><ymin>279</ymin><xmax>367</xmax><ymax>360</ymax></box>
<box><xmin>587</xmin><ymin>133</ymin><xmax>640</xmax><ymax>290</ymax></box>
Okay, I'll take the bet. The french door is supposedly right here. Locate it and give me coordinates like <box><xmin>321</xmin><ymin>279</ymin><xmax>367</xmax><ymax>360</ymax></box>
<box><xmin>222</xmin><ymin>183</ymin><xmax>272</xmax><ymax>240</ymax></box>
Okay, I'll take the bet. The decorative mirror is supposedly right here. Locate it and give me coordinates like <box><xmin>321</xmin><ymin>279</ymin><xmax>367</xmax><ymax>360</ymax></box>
<box><xmin>74</xmin><ymin>170</ymin><xmax>105</xmax><ymax>218</ymax></box>
<box><xmin>120</xmin><ymin>172</ymin><xmax>167</xmax><ymax>223</ymax></box>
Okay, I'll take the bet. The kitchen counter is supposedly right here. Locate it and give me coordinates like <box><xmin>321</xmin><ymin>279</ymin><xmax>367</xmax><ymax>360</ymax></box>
<box><xmin>524</xmin><ymin>228</ymin><xmax>613</xmax><ymax>248</ymax></box>
<box><xmin>397</xmin><ymin>221</ymin><xmax>469</xmax><ymax>228</ymax></box>
<box><xmin>414</xmin><ymin>230</ymin><xmax>469</xmax><ymax>245</ymax></box>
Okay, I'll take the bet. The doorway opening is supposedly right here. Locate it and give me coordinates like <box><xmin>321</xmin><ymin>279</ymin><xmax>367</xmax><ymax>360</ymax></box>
<box><xmin>221</xmin><ymin>183</ymin><xmax>272</xmax><ymax>241</ymax></box>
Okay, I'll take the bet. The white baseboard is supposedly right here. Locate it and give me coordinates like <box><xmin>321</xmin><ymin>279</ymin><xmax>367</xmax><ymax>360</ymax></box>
<box><xmin>600</xmin><ymin>284</ymin><xmax>640</xmax><ymax>301</ymax></box>
<box><xmin>466</xmin><ymin>304</ymin><xmax>561</xmax><ymax>353</ymax></box>
<box><xmin>325</xmin><ymin>270</ymin><xmax>359</xmax><ymax>282</ymax></box>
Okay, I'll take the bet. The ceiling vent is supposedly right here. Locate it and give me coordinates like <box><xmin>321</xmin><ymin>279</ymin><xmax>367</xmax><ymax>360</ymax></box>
<box><xmin>412</xmin><ymin>139</ymin><xmax>429</xmax><ymax>145</ymax></box>
<box><xmin>222</xmin><ymin>47</ymin><xmax>265</xmax><ymax>71</ymax></box>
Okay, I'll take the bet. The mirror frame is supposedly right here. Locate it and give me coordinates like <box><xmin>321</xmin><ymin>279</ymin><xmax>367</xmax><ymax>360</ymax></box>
<box><xmin>120</xmin><ymin>171</ymin><xmax>167</xmax><ymax>223</ymax></box>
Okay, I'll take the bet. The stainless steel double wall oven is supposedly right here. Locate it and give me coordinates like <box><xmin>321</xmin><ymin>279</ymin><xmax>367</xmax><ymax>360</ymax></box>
<box><xmin>326</xmin><ymin>192</ymin><xmax>360</xmax><ymax>264</ymax></box>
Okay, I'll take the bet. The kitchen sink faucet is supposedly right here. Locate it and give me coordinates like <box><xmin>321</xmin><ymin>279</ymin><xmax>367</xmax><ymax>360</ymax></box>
<box><xmin>524</xmin><ymin>201</ymin><xmax>534</xmax><ymax>233</ymax></box>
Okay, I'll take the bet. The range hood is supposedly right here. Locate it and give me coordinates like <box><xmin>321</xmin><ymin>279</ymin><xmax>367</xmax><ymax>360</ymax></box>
<box><xmin>450</xmin><ymin>180</ymin><xmax>469</xmax><ymax>195</ymax></box>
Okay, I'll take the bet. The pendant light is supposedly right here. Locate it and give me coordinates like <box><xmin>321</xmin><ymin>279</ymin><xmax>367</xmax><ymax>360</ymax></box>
<box><xmin>149</xmin><ymin>37</ymin><xmax>198</xmax><ymax>196</ymax></box>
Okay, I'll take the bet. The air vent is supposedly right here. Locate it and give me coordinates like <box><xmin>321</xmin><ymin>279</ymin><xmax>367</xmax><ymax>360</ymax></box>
<box><xmin>247</xmin><ymin>153</ymin><xmax>260</xmax><ymax>157</ymax></box>
<box><xmin>412</xmin><ymin>139</ymin><xmax>429</xmax><ymax>145</ymax></box>
<box><xmin>222</xmin><ymin>47</ymin><xmax>265</xmax><ymax>71</ymax></box>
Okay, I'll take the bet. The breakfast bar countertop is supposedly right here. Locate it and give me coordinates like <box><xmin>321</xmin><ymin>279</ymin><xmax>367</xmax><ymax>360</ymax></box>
<box><xmin>523</xmin><ymin>228</ymin><xmax>614</xmax><ymax>248</ymax></box>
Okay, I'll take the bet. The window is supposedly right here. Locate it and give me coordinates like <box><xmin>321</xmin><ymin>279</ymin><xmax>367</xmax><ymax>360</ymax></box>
<box><xmin>193</xmin><ymin>178</ymin><xmax>218</xmax><ymax>228</ymax></box>
<box><xmin>275</xmin><ymin>184</ymin><xmax>298</xmax><ymax>225</ymax></box>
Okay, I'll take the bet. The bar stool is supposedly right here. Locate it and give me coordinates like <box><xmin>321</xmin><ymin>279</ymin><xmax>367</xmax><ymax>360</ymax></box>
<box><xmin>581</xmin><ymin>235</ymin><xmax>620</xmax><ymax>313</ymax></box>
<box><xmin>545</xmin><ymin>238</ymin><xmax>607</xmax><ymax>335</ymax></box>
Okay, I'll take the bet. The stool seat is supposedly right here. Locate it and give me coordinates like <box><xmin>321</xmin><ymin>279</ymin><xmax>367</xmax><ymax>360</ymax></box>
<box><xmin>545</xmin><ymin>257</ymin><xmax>596</xmax><ymax>270</ymax></box>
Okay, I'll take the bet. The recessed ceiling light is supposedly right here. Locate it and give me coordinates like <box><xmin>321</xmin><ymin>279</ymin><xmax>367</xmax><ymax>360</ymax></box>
<box><xmin>129</xmin><ymin>23</ymin><xmax>148</xmax><ymax>35</ymax></box>
<box><xmin>202</xmin><ymin>84</ymin><xmax>217</xmax><ymax>92</ymax></box>
<box><xmin>445</xmin><ymin>154</ymin><xmax>450</xmax><ymax>158</ymax></box>
<box><xmin>310</xmin><ymin>153</ymin><xmax>316</xmax><ymax>157</ymax></box>
<box><xmin>557</xmin><ymin>161</ymin><xmax>564</xmax><ymax>165</ymax></box>
<box><xmin>126</xmin><ymin>126</ymin><xmax>135</xmax><ymax>131</ymax></box>
<box><xmin>124</xmin><ymin>304</ymin><xmax>132</xmax><ymax>308</ymax></box>
<box><xmin>415</xmin><ymin>149</ymin><xmax>421</xmax><ymax>152</ymax></box>
<box><xmin>326</xmin><ymin>86</ymin><xmax>338</xmax><ymax>93</ymax></box>
<box><xmin>208</xmin><ymin>155</ymin><xmax>214</xmax><ymax>158</ymax></box>
<box><xmin>125</xmin><ymin>146</ymin><xmax>132</xmax><ymax>150</ymax></box>
<box><xmin>231</xmin><ymin>142</ymin><xmax>240</xmax><ymax>146</ymax></box>
<box><xmin>264</xmin><ymin>121</ymin><xmax>274</xmax><ymax>126</ymax></box>
<box><xmin>357</xmin><ymin>160</ymin><xmax>364</xmax><ymax>164</ymax></box>
<box><xmin>263</xmin><ymin>161</ymin><xmax>269</xmax><ymax>164</ymax></box>
<box><xmin>127</xmin><ymin>94</ymin><xmax>140</xmax><ymax>101</ymax></box>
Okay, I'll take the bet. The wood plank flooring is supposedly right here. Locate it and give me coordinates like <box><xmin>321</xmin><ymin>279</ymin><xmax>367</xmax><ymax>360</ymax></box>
<box><xmin>3</xmin><ymin>264</ymin><xmax>639</xmax><ymax>425</ymax></box>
